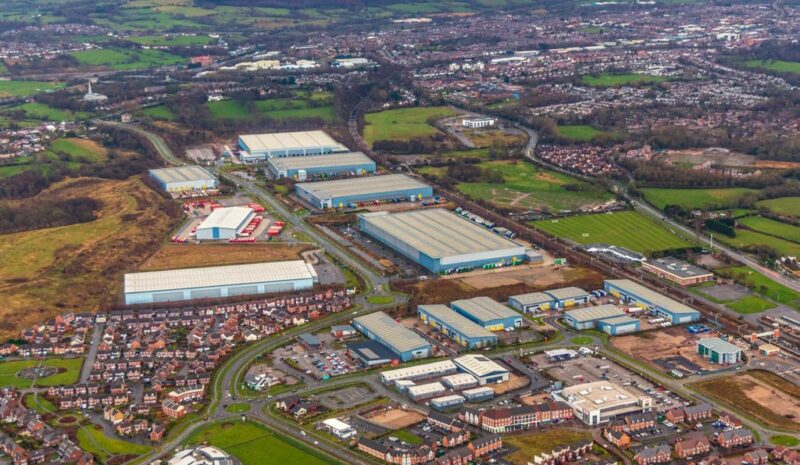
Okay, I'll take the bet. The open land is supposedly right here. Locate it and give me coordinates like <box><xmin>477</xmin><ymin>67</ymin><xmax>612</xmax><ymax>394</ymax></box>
<box><xmin>744</xmin><ymin>59</ymin><xmax>800</xmax><ymax>74</ymax></box>
<box><xmin>556</xmin><ymin>124</ymin><xmax>607</xmax><ymax>141</ymax></box>
<box><xmin>363</xmin><ymin>408</ymin><xmax>426</xmax><ymax>430</ymax></box>
<box><xmin>716</xmin><ymin>227</ymin><xmax>800</xmax><ymax>259</ymax></box>
<box><xmin>504</xmin><ymin>429</ymin><xmax>593</xmax><ymax>465</ymax></box>
<box><xmin>76</xmin><ymin>424</ymin><xmax>152</xmax><ymax>463</ymax></box>
<box><xmin>71</xmin><ymin>47</ymin><xmax>185</xmax><ymax>70</ymax></box>
<box><xmin>0</xmin><ymin>358</ymin><xmax>84</xmax><ymax>388</ymax></box>
<box><xmin>756</xmin><ymin>197</ymin><xmax>800</xmax><ymax>217</ymax></box>
<box><xmin>579</xmin><ymin>72</ymin><xmax>667</xmax><ymax>87</ymax></box>
<box><xmin>0</xmin><ymin>80</ymin><xmax>64</xmax><ymax>97</ymax></box>
<box><xmin>611</xmin><ymin>327</ymin><xmax>718</xmax><ymax>373</ymax></box>
<box><xmin>641</xmin><ymin>187</ymin><xmax>756</xmax><ymax>210</ymax></box>
<box><xmin>363</xmin><ymin>106</ymin><xmax>459</xmax><ymax>144</ymax></box>
<box><xmin>716</xmin><ymin>266</ymin><xmax>800</xmax><ymax>309</ymax></box>
<box><xmin>139</xmin><ymin>243</ymin><xmax>311</xmax><ymax>271</ymax></box>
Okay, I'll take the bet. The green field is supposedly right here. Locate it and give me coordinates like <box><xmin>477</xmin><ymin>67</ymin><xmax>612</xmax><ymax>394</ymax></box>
<box><xmin>208</xmin><ymin>93</ymin><xmax>335</xmax><ymax>121</ymax></box>
<box><xmin>532</xmin><ymin>210</ymin><xmax>692</xmax><ymax>254</ymax></box>
<box><xmin>570</xmin><ymin>336</ymin><xmax>594</xmax><ymax>345</ymax></box>
<box><xmin>744</xmin><ymin>59</ymin><xmax>800</xmax><ymax>75</ymax></box>
<box><xmin>453</xmin><ymin>160</ymin><xmax>612</xmax><ymax>212</ymax></box>
<box><xmin>10</xmin><ymin>102</ymin><xmax>91</xmax><ymax>121</ymax></box>
<box><xmin>129</xmin><ymin>34</ymin><xmax>212</xmax><ymax>46</ymax></box>
<box><xmin>737</xmin><ymin>216</ymin><xmax>800</xmax><ymax>243</ymax></box>
<box><xmin>0</xmin><ymin>80</ymin><xmax>64</xmax><ymax>97</ymax></box>
<box><xmin>140</xmin><ymin>104</ymin><xmax>176</xmax><ymax>120</ymax></box>
<box><xmin>717</xmin><ymin>266</ymin><xmax>800</xmax><ymax>309</ymax></box>
<box><xmin>642</xmin><ymin>187</ymin><xmax>756</xmax><ymax>210</ymax></box>
<box><xmin>23</xmin><ymin>393</ymin><xmax>57</xmax><ymax>414</ymax></box>
<box><xmin>76</xmin><ymin>424</ymin><xmax>152</xmax><ymax>463</ymax></box>
<box><xmin>0</xmin><ymin>358</ymin><xmax>84</xmax><ymax>388</ymax></box>
<box><xmin>756</xmin><ymin>197</ymin><xmax>800</xmax><ymax>217</ymax></box>
<box><xmin>187</xmin><ymin>421</ymin><xmax>341</xmax><ymax>465</ymax></box>
<box><xmin>50</xmin><ymin>138</ymin><xmax>107</xmax><ymax>162</ymax></box>
<box><xmin>367</xmin><ymin>295</ymin><xmax>395</xmax><ymax>304</ymax></box>
<box><xmin>580</xmin><ymin>72</ymin><xmax>667</xmax><ymax>87</ymax></box>
<box><xmin>505</xmin><ymin>429</ymin><xmax>592</xmax><ymax>465</ymax></box>
<box><xmin>771</xmin><ymin>435</ymin><xmax>800</xmax><ymax>447</ymax></box>
<box><xmin>392</xmin><ymin>430</ymin><xmax>423</xmax><ymax>445</ymax></box>
<box><xmin>224</xmin><ymin>403</ymin><xmax>251</xmax><ymax>414</ymax></box>
<box><xmin>726</xmin><ymin>295</ymin><xmax>776</xmax><ymax>314</ymax></box>
<box><xmin>363</xmin><ymin>106</ymin><xmax>458</xmax><ymax>144</ymax></box>
<box><xmin>71</xmin><ymin>47</ymin><xmax>185</xmax><ymax>70</ymax></box>
<box><xmin>717</xmin><ymin>227</ymin><xmax>800</xmax><ymax>258</ymax></box>
<box><xmin>556</xmin><ymin>124</ymin><xmax>605</xmax><ymax>141</ymax></box>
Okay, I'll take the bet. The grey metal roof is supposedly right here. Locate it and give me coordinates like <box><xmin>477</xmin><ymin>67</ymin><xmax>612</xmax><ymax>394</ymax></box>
<box><xmin>239</xmin><ymin>130</ymin><xmax>340</xmax><ymax>152</ymax></box>
<box><xmin>605</xmin><ymin>279</ymin><xmax>700</xmax><ymax>316</ymax></box>
<box><xmin>565</xmin><ymin>304</ymin><xmax>626</xmax><ymax>323</ymax></box>
<box><xmin>268</xmin><ymin>152</ymin><xmax>374</xmax><ymax>171</ymax></box>
<box><xmin>297</xmin><ymin>174</ymin><xmax>428</xmax><ymax>200</ymax></box>
<box><xmin>451</xmin><ymin>297</ymin><xmax>520</xmax><ymax>323</ymax></box>
<box><xmin>353</xmin><ymin>311</ymin><xmax>429</xmax><ymax>353</ymax></box>
<box><xmin>698</xmin><ymin>337</ymin><xmax>741</xmax><ymax>354</ymax></box>
<box><xmin>544</xmin><ymin>286</ymin><xmax>590</xmax><ymax>301</ymax></box>
<box><xmin>599</xmin><ymin>315</ymin><xmax>639</xmax><ymax>326</ymax></box>
<box><xmin>644</xmin><ymin>257</ymin><xmax>713</xmax><ymax>279</ymax></box>
<box><xmin>197</xmin><ymin>206</ymin><xmax>253</xmax><ymax>231</ymax></box>
<box><xmin>509</xmin><ymin>292</ymin><xmax>554</xmax><ymax>305</ymax></box>
<box><xmin>360</xmin><ymin>208</ymin><xmax>524</xmax><ymax>259</ymax></box>
<box><xmin>418</xmin><ymin>304</ymin><xmax>497</xmax><ymax>339</ymax></box>
<box><xmin>124</xmin><ymin>260</ymin><xmax>315</xmax><ymax>294</ymax></box>
<box><xmin>149</xmin><ymin>165</ymin><xmax>216</xmax><ymax>184</ymax></box>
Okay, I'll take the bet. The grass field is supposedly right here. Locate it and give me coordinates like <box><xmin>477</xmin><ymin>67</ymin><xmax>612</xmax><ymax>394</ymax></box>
<box><xmin>139</xmin><ymin>243</ymin><xmax>309</xmax><ymax>271</ymax></box>
<box><xmin>532</xmin><ymin>210</ymin><xmax>692</xmax><ymax>255</ymax></box>
<box><xmin>0</xmin><ymin>358</ymin><xmax>83</xmax><ymax>388</ymax></box>
<box><xmin>452</xmin><ymin>160</ymin><xmax>612</xmax><ymax>212</ymax></box>
<box><xmin>0</xmin><ymin>80</ymin><xmax>64</xmax><ymax>97</ymax></box>
<box><xmin>363</xmin><ymin>106</ymin><xmax>458</xmax><ymax>144</ymax></box>
<box><xmin>737</xmin><ymin>216</ymin><xmax>800</xmax><ymax>243</ymax></box>
<box><xmin>771</xmin><ymin>435</ymin><xmax>800</xmax><ymax>447</ymax></box>
<box><xmin>504</xmin><ymin>429</ymin><xmax>592</xmax><ymax>465</ymax></box>
<box><xmin>367</xmin><ymin>295</ymin><xmax>395</xmax><ymax>305</ymax></box>
<box><xmin>717</xmin><ymin>228</ymin><xmax>800</xmax><ymax>258</ymax></box>
<box><xmin>744</xmin><ymin>59</ymin><xmax>800</xmax><ymax>75</ymax></box>
<box><xmin>129</xmin><ymin>34</ymin><xmax>211</xmax><ymax>46</ymax></box>
<box><xmin>557</xmin><ymin>124</ymin><xmax>605</xmax><ymax>141</ymax></box>
<box><xmin>23</xmin><ymin>393</ymin><xmax>57</xmax><ymax>414</ymax></box>
<box><xmin>580</xmin><ymin>72</ymin><xmax>667</xmax><ymax>87</ymax></box>
<box><xmin>0</xmin><ymin>177</ymin><xmax>177</xmax><ymax>339</ymax></box>
<box><xmin>570</xmin><ymin>336</ymin><xmax>594</xmax><ymax>345</ymax></box>
<box><xmin>10</xmin><ymin>102</ymin><xmax>91</xmax><ymax>121</ymax></box>
<box><xmin>756</xmin><ymin>197</ymin><xmax>800</xmax><ymax>217</ymax></box>
<box><xmin>50</xmin><ymin>138</ymin><xmax>107</xmax><ymax>162</ymax></box>
<box><xmin>187</xmin><ymin>421</ymin><xmax>341</xmax><ymax>465</ymax></box>
<box><xmin>224</xmin><ymin>403</ymin><xmax>251</xmax><ymax>414</ymax></box>
<box><xmin>642</xmin><ymin>187</ymin><xmax>756</xmax><ymax>210</ymax></box>
<box><xmin>726</xmin><ymin>295</ymin><xmax>776</xmax><ymax>314</ymax></box>
<box><xmin>208</xmin><ymin>93</ymin><xmax>335</xmax><ymax>121</ymax></box>
<box><xmin>140</xmin><ymin>104</ymin><xmax>176</xmax><ymax>120</ymax></box>
<box><xmin>717</xmin><ymin>266</ymin><xmax>800</xmax><ymax>309</ymax></box>
<box><xmin>76</xmin><ymin>424</ymin><xmax>152</xmax><ymax>463</ymax></box>
<box><xmin>71</xmin><ymin>47</ymin><xmax>185</xmax><ymax>70</ymax></box>
<box><xmin>391</xmin><ymin>429</ymin><xmax>423</xmax><ymax>445</ymax></box>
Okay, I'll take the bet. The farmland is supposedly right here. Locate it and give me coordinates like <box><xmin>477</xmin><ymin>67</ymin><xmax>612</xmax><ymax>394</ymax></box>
<box><xmin>451</xmin><ymin>160</ymin><xmax>612</xmax><ymax>212</ymax></box>
<box><xmin>71</xmin><ymin>47</ymin><xmax>185</xmax><ymax>70</ymax></box>
<box><xmin>186</xmin><ymin>421</ymin><xmax>342</xmax><ymax>465</ymax></box>
<box><xmin>641</xmin><ymin>187</ymin><xmax>755</xmax><ymax>210</ymax></box>
<box><xmin>716</xmin><ymin>227</ymin><xmax>800</xmax><ymax>258</ymax></box>
<box><xmin>76</xmin><ymin>424</ymin><xmax>152</xmax><ymax>463</ymax></box>
<box><xmin>363</xmin><ymin>106</ymin><xmax>459</xmax><ymax>144</ymax></box>
<box><xmin>737</xmin><ymin>216</ymin><xmax>800</xmax><ymax>243</ymax></box>
<box><xmin>744</xmin><ymin>59</ymin><xmax>800</xmax><ymax>75</ymax></box>
<box><xmin>579</xmin><ymin>72</ymin><xmax>667</xmax><ymax>87</ymax></box>
<box><xmin>0</xmin><ymin>80</ymin><xmax>64</xmax><ymax>97</ymax></box>
<box><xmin>0</xmin><ymin>358</ymin><xmax>84</xmax><ymax>388</ymax></box>
<box><xmin>756</xmin><ymin>197</ymin><xmax>800</xmax><ymax>217</ymax></box>
<box><xmin>0</xmin><ymin>177</ymin><xmax>178</xmax><ymax>339</ymax></box>
<box><xmin>531</xmin><ymin>210</ymin><xmax>693</xmax><ymax>254</ymax></box>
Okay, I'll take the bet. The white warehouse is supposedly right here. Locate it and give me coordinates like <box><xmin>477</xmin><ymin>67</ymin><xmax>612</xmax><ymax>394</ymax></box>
<box><xmin>196</xmin><ymin>207</ymin><xmax>255</xmax><ymax>241</ymax></box>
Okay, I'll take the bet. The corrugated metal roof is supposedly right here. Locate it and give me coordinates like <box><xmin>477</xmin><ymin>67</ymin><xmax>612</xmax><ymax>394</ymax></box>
<box><xmin>545</xmin><ymin>286</ymin><xmax>590</xmax><ymax>301</ymax></box>
<box><xmin>451</xmin><ymin>297</ymin><xmax>520</xmax><ymax>323</ymax></box>
<box><xmin>268</xmin><ymin>152</ymin><xmax>374</xmax><ymax>171</ymax></box>
<box><xmin>124</xmin><ymin>260</ymin><xmax>314</xmax><ymax>294</ymax></box>
<box><xmin>353</xmin><ymin>311</ymin><xmax>430</xmax><ymax>354</ymax></box>
<box><xmin>509</xmin><ymin>291</ymin><xmax>554</xmax><ymax>306</ymax></box>
<box><xmin>380</xmin><ymin>360</ymin><xmax>457</xmax><ymax>382</ymax></box>
<box><xmin>196</xmin><ymin>207</ymin><xmax>253</xmax><ymax>231</ymax></box>
<box><xmin>606</xmin><ymin>279</ymin><xmax>700</xmax><ymax>316</ymax></box>
<box><xmin>454</xmin><ymin>354</ymin><xmax>508</xmax><ymax>378</ymax></box>
<box><xmin>565</xmin><ymin>304</ymin><xmax>625</xmax><ymax>323</ymax></box>
<box><xmin>149</xmin><ymin>166</ymin><xmax>216</xmax><ymax>184</ymax></box>
<box><xmin>239</xmin><ymin>130</ymin><xmax>339</xmax><ymax>152</ymax></box>
<box><xmin>361</xmin><ymin>208</ymin><xmax>523</xmax><ymax>259</ymax></box>
<box><xmin>419</xmin><ymin>304</ymin><xmax>496</xmax><ymax>339</ymax></box>
<box><xmin>297</xmin><ymin>174</ymin><xmax>428</xmax><ymax>199</ymax></box>
<box><xmin>698</xmin><ymin>337</ymin><xmax>741</xmax><ymax>354</ymax></box>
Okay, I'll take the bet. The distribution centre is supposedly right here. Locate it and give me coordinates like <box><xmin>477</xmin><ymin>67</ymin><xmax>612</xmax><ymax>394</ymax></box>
<box><xmin>604</xmin><ymin>279</ymin><xmax>700</xmax><ymax>324</ymax></box>
<box><xmin>358</xmin><ymin>208</ymin><xmax>526</xmax><ymax>274</ymax></box>
<box><xmin>266</xmin><ymin>151</ymin><xmax>376</xmax><ymax>179</ymax></box>
<box><xmin>296</xmin><ymin>174</ymin><xmax>432</xmax><ymax>209</ymax></box>
<box><xmin>238</xmin><ymin>130</ymin><xmax>347</xmax><ymax>162</ymax></box>
<box><xmin>352</xmin><ymin>311</ymin><xmax>431</xmax><ymax>362</ymax></box>
<box><xmin>123</xmin><ymin>260</ymin><xmax>318</xmax><ymax>305</ymax></box>
<box><xmin>149</xmin><ymin>165</ymin><xmax>217</xmax><ymax>194</ymax></box>
<box><xmin>417</xmin><ymin>304</ymin><xmax>498</xmax><ymax>349</ymax></box>
<box><xmin>564</xmin><ymin>304</ymin><xmax>640</xmax><ymax>335</ymax></box>
<box><xmin>195</xmin><ymin>206</ymin><xmax>255</xmax><ymax>240</ymax></box>
<box><xmin>450</xmin><ymin>297</ymin><xmax>523</xmax><ymax>331</ymax></box>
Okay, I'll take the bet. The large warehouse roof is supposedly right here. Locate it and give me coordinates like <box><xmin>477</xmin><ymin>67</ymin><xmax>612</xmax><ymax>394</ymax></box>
<box><xmin>452</xmin><ymin>297</ymin><xmax>520</xmax><ymax>322</ymax></box>
<box><xmin>565</xmin><ymin>304</ymin><xmax>625</xmax><ymax>323</ymax></box>
<box><xmin>268</xmin><ymin>152</ymin><xmax>373</xmax><ymax>170</ymax></box>
<box><xmin>297</xmin><ymin>174</ymin><xmax>428</xmax><ymax>199</ymax></box>
<box><xmin>606</xmin><ymin>279</ymin><xmax>699</xmax><ymax>315</ymax></box>
<box><xmin>380</xmin><ymin>360</ymin><xmax>457</xmax><ymax>382</ymax></box>
<box><xmin>454</xmin><ymin>354</ymin><xmax>508</xmax><ymax>378</ymax></box>
<box><xmin>240</xmin><ymin>130</ymin><xmax>341</xmax><ymax>152</ymax></box>
<box><xmin>418</xmin><ymin>304</ymin><xmax>496</xmax><ymax>339</ymax></box>
<box><xmin>698</xmin><ymin>337</ymin><xmax>741</xmax><ymax>353</ymax></box>
<box><xmin>124</xmin><ymin>260</ymin><xmax>315</xmax><ymax>294</ymax></box>
<box><xmin>197</xmin><ymin>206</ymin><xmax>253</xmax><ymax>231</ymax></box>
<box><xmin>509</xmin><ymin>292</ymin><xmax>554</xmax><ymax>305</ymax></box>
<box><xmin>360</xmin><ymin>208</ymin><xmax>522</xmax><ymax>259</ymax></box>
<box><xmin>353</xmin><ymin>311</ymin><xmax>429</xmax><ymax>354</ymax></box>
<box><xmin>545</xmin><ymin>286</ymin><xmax>589</xmax><ymax>301</ymax></box>
<box><xmin>150</xmin><ymin>165</ymin><xmax>216</xmax><ymax>183</ymax></box>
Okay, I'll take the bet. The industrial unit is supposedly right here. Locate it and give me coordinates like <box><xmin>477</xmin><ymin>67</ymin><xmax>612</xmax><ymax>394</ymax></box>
<box><xmin>544</xmin><ymin>287</ymin><xmax>591</xmax><ymax>309</ymax></box>
<box><xmin>352</xmin><ymin>312</ymin><xmax>431</xmax><ymax>362</ymax></box>
<box><xmin>296</xmin><ymin>174</ymin><xmax>432</xmax><ymax>209</ymax></box>
<box><xmin>266</xmin><ymin>151</ymin><xmax>376</xmax><ymax>179</ymax></box>
<box><xmin>417</xmin><ymin>304</ymin><xmax>498</xmax><ymax>349</ymax></box>
<box><xmin>430</xmin><ymin>395</ymin><xmax>466</xmax><ymax>411</ymax></box>
<box><xmin>359</xmin><ymin>208</ymin><xmax>526</xmax><ymax>274</ymax></box>
<box><xmin>380</xmin><ymin>360</ymin><xmax>458</xmax><ymax>384</ymax></box>
<box><xmin>149</xmin><ymin>166</ymin><xmax>217</xmax><ymax>195</ymax></box>
<box><xmin>553</xmin><ymin>381</ymin><xmax>653</xmax><ymax>426</ymax></box>
<box><xmin>462</xmin><ymin>386</ymin><xmax>495</xmax><ymax>402</ymax></box>
<box><xmin>408</xmin><ymin>382</ymin><xmax>446</xmax><ymax>401</ymax></box>
<box><xmin>347</xmin><ymin>340</ymin><xmax>398</xmax><ymax>367</ymax></box>
<box><xmin>453</xmin><ymin>354</ymin><xmax>509</xmax><ymax>385</ymax></box>
<box><xmin>195</xmin><ymin>206</ymin><xmax>255</xmax><ymax>241</ymax></box>
<box><xmin>508</xmin><ymin>292</ymin><xmax>555</xmax><ymax>314</ymax></box>
<box><xmin>642</xmin><ymin>257</ymin><xmax>714</xmax><ymax>286</ymax></box>
<box><xmin>441</xmin><ymin>373</ymin><xmax>478</xmax><ymax>390</ymax></box>
<box><xmin>697</xmin><ymin>337</ymin><xmax>742</xmax><ymax>365</ymax></box>
<box><xmin>604</xmin><ymin>279</ymin><xmax>701</xmax><ymax>324</ymax></box>
<box><xmin>564</xmin><ymin>304</ymin><xmax>641</xmax><ymax>335</ymax></box>
<box><xmin>123</xmin><ymin>260</ymin><xmax>317</xmax><ymax>305</ymax></box>
<box><xmin>450</xmin><ymin>297</ymin><xmax>522</xmax><ymax>331</ymax></box>
<box><xmin>237</xmin><ymin>130</ymin><xmax>346</xmax><ymax>162</ymax></box>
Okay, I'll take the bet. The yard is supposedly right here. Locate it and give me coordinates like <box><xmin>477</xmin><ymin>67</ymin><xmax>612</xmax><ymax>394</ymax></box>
<box><xmin>580</xmin><ymin>72</ymin><xmax>667</xmax><ymax>87</ymax></box>
<box><xmin>0</xmin><ymin>358</ymin><xmax>84</xmax><ymax>388</ymax></box>
<box><xmin>641</xmin><ymin>187</ymin><xmax>755</xmax><ymax>210</ymax></box>
<box><xmin>363</xmin><ymin>106</ymin><xmax>458</xmax><ymax>144</ymax></box>
<box><xmin>504</xmin><ymin>429</ymin><xmax>592</xmax><ymax>465</ymax></box>
<box><xmin>531</xmin><ymin>210</ymin><xmax>692</xmax><ymax>255</ymax></box>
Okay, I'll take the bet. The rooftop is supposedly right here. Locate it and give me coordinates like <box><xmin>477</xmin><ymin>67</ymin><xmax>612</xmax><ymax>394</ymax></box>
<box><xmin>239</xmin><ymin>130</ymin><xmax>341</xmax><ymax>152</ymax></box>
<box><xmin>644</xmin><ymin>257</ymin><xmax>713</xmax><ymax>279</ymax></box>
<box><xmin>360</xmin><ymin>208</ymin><xmax>523</xmax><ymax>260</ymax></box>
<box><xmin>453</xmin><ymin>354</ymin><xmax>508</xmax><ymax>378</ymax></box>
<box><xmin>605</xmin><ymin>279</ymin><xmax>700</xmax><ymax>316</ymax></box>
<box><xmin>196</xmin><ymin>206</ymin><xmax>253</xmax><ymax>231</ymax></box>
<box><xmin>268</xmin><ymin>151</ymin><xmax>374</xmax><ymax>171</ymax></box>
<box><xmin>545</xmin><ymin>286</ymin><xmax>590</xmax><ymax>301</ymax></box>
<box><xmin>298</xmin><ymin>174</ymin><xmax>429</xmax><ymax>199</ymax></box>
<box><xmin>452</xmin><ymin>297</ymin><xmax>521</xmax><ymax>323</ymax></box>
<box><xmin>698</xmin><ymin>337</ymin><xmax>741</xmax><ymax>353</ymax></box>
<box><xmin>149</xmin><ymin>165</ymin><xmax>216</xmax><ymax>184</ymax></box>
<box><xmin>124</xmin><ymin>260</ymin><xmax>315</xmax><ymax>295</ymax></box>
<box><xmin>381</xmin><ymin>360</ymin><xmax>457</xmax><ymax>382</ymax></box>
<box><xmin>418</xmin><ymin>304</ymin><xmax>497</xmax><ymax>339</ymax></box>
<box><xmin>561</xmin><ymin>381</ymin><xmax>648</xmax><ymax>409</ymax></box>
<box><xmin>353</xmin><ymin>311</ymin><xmax>430</xmax><ymax>354</ymax></box>
<box><xmin>509</xmin><ymin>291</ymin><xmax>554</xmax><ymax>305</ymax></box>
<box><xmin>565</xmin><ymin>304</ymin><xmax>626</xmax><ymax>323</ymax></box>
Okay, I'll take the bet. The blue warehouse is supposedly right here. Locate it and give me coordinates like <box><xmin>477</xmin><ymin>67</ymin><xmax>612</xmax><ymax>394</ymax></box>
<box><xmin>418</xmin><ymin>304</ymin><xmax>498</xmax><ymax>349</ymax></box>
<box><xmin>359</xmin><ymin>208</ymin><xmax>526</xmax><ymax>274</ymax></box>
<box><xmin>267</xmin><ymin>151</ymin><xmax>376</xmax><ymax>180</ymax></box>
<box><xmin>564</xmin><ymin>304</ymin><xmax>640</xmax><ymax>335</ymax></box>
<box><xmin>604</xmin><ymin>279</ymin><xmax>701</xmax><ymax>324</ymax></box>
<box><xmin>450</xmin><ymin>297</ymin><xmax>522</xmax><ymax>331</ymax></box>
<box><xmin>352</xmin><ymin>311</ymin><xmax>431</xmax><ymax>362</ymax></box>
<box><xmin>296</xmin><ymin>174</ymin><xmax>432</xmax><ymax>209</ymax></box>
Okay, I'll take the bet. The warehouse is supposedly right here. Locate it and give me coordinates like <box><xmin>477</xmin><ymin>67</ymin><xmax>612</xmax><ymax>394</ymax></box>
<box><xmin>380</xmin><ymin>360</ymin><xmax>458</xmax><ymax>384</ymax></box>
<box><xmin>508</xmin><ymin>292</ymin><xmax>554</xmax><ymax>314</ymax></box>
<box><xmin>417</xmin><ymin>304</ymin><xmax>498</xmax><ymax>349</ymax></box>
<box><xmin>545</xmin><ymin>287</ymin><xmax>591</xmax><ymax>309</ymax></box>
<box><xmin>360</xmin><ymin>208</ymin><xmax>526</xmax><ymax>274</ymax></box>
<box><xmin>462</xmin><ymin>387</ymin><xmax>495</xmax><ymax>402</ymax></box>
<box><xmin>697</xmin><ymin>337</ymin><xmax>742</xmax><ymax>365</ymax></box>
<box><xmin>453</xmin><ymin>354</ymin><xmax>509</xmax><ymax>385</ymax></box>
<box><xmin>408</xmin><ymin>382</ymin><xmax>446</xmax><ymax>401</ymax></box>
<box><xmin>195</xmin><ymin>206</ymin><xmax>256</xmax><ymax>241</ymax></box>
<box><xmin>149</xmin><ymin>166</ymin><xmax>217</xmax><ymax>195</ymax></box>
<box><xmin>641</xmin><ymin>257</ymin><xmax>714</xmax><ymax>286</ymax></box>
<box><xmin>430</xmin><ymin>395</ymin><xmax>466</xmax><ymax>411</ymax></box>
<box><xmin>266</xmin><ymin>151</ymin><xmax>376</xmax><ymax>180</ymax></box>
<box><xmin>441</xmin><ymin>373</ymin><xmax>478</xmax><ymax>390</ymax></box>
<box><xmin>352</xmin><ymin>312</ymin><xmax>431</xmax><ymax>362</ymax></box>
<box><xmin>237</xmin><ymin>130</ymin><xmax>346</xmax><ymax>162</ymax></box>
<box><xmin>347</xmin><ymin>340</ymin><xmax>397</xmax><ymax>368</ymax></box>
<box><xmin>123</xmin><ymin>260</ymin><xmax>317</xmax><ymax>305</ymax></box>
<box><xmin>604</xmin><ymin>279</ymin><xmax>701</xmax><ymax>324</ymax></box>
<box><xmin>553</xmin><ymin>381</ymin><xmax>653</xmax><ymax>426</ymax></box>
<box><xmin>563</xmin><ymin>304</ymin><xmax>641</xmax><ymax>335</ymax></box>
<box><xmin>451</xmin><ymin>297</ymin><xmax>522</xmax><ymax>331</ymax></box>
<box><xmin>296</xmin><ymin>174</ymin><xmax>432</xmax><ymax>209</ymax></box>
